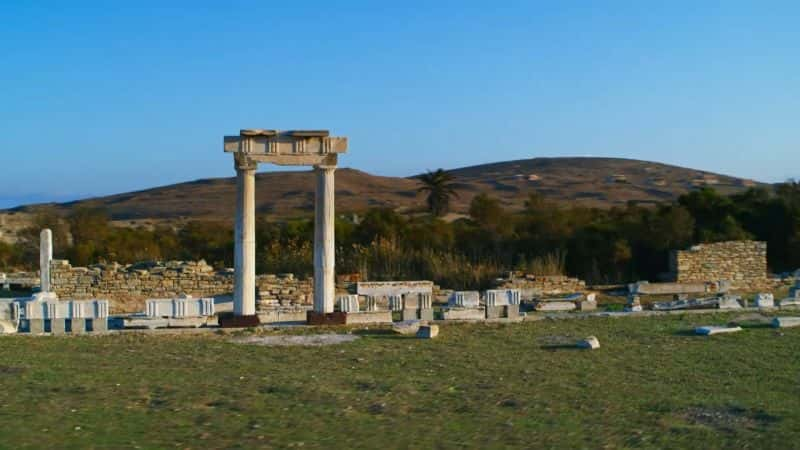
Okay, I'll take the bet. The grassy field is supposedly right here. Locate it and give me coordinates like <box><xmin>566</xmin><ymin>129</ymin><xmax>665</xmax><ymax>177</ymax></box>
<box><xmin>1</xmin><ymin>312</ymin><xmax>799</xmax><ymax>449</ymax></box>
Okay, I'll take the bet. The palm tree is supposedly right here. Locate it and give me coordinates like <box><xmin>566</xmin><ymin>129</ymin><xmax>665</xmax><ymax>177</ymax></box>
<box><xmin>418</xmin><ymin>169</ymin><xmax>458</xmax><ymax>217</ymax></box>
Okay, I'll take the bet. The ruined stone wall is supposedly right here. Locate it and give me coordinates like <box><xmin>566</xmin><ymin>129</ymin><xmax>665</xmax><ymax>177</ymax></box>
<box><xmin>497</xmin><ymin>274</ymin><xmax>586</xmax><ymax>298</ymax></box>
<box><xmin>49</xmin><ymin>259</ymin><xmax>314</xmax><ymax>312</ymax></box>
<box><xmin>668</xmin><ymin>241</ymin><xmax>767</xmax><ymax>288</ymax></box>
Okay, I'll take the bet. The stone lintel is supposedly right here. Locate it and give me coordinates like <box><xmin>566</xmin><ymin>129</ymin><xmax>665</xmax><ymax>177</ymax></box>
<box><xmin>224</xmin><ymin>132</ymin><xmax>347</xmax><ymax>161</ymax></box>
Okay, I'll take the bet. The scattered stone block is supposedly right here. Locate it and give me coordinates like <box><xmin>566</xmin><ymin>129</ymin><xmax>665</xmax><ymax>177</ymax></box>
<box><xmin>419</xmin><ymin>308</ymin><xmax>434</xmax><ymax>321</ymax></box>
<box><xmin>717</xmin><ymin>295</ymin><xmax>742</xmax><ymax>310</ymax></box>
<box><xmin>146</xmin><ymin>296</ymin><xmax>215</xmax><ymax>318</ymax></box>
<box><xmin>441</xmin><ymin>308</ymin><xmax>484</xmax><ymax>320</ymax></box>
<box><xmin>363</xmin><ymin>296</ymin><xmax>379</xmax><ymax>312</ymax></box>
<box><xmin>337</xmin><ymin>295</ymin><xmax>360</xmax><ymax>313</ymax></box>
<box><xmin>485</xmin><ymin>304</ymin><xmax>520</xmax><ymax>319</ymax></box>
<box><xmin>754</xmin><ymin>293</ymin><xmax>774</xmax><ymax>308</ymax></box>
<box><xmin>534</xmin><ymin>301</ymin><xmax>576</xmax><ymax>312</ymax></box>
<box><xmin>392</xmin><ymin>320</ymin><xmax>420</xmax><ymax>335</ymax></box>
<box><xmin>629</xmin><ymin>281</ymin><xmax>708</xmax><ymax>295</ymax></box>
<box><xmin>51</xmin><ymin>318</ymin><xmax>66</xmax><ymax>335</ymax></box>
<box><xmin>388</xmin><ymin>295</ymin><xmax>404</xmax><ymax>312</ymax></box>
<box><xmin>0</xmin><ymin>319</ymin><xmax>17</xmax><ymax>334</ymax></box>
<box><xmin>577</xmin><ymin>336</ymin><xmax>600</xmax><ymax>350</ymax></box>
<box><xmin>578</xmin><ymin>294</ymin><xmax>598</xmax><ymax>311</ymax></box>
<box><xmin>28</xmin><ymin>319</ymin><xmax>45</xmax><ymax>334</ymax></box>
<box><xmin>448</xmin><ymin>291</ymin><xmax>480</xmax><ymax>308</ymax></box>
<box><xmin>780</xmin><ymin>298</ymin><xmax>800</xmax><ymax>307</ymax></box>
<box><xmin>652</xmin><ymin>297</ymin><xmax>718</xmax><ymax>311</ymax></box>
<box><xmin>356</xmin><ymin>281</ymin><xmax>434</xmax><ymax>297</ymax></box>
<box><xmin>772</xmin><ymin>317</ymin><xmax>800</xmax><ymax>328</ymax></box>
<box><xmin>416</xmin><ymin>324</ymin><xmax>439</xmax><ymax>339</ymax></box>
<box><xmin>344</xmin><ymin>311</ymin><xmax>393</xmax><ymax>325</ymax></box>
<box><xmin>624</xmin><ymin>294</ymin><xmax>643</xmax><ymax>312</ymax></box>
<box><xmin>401</xmin><ymin>309</ymin><xmax>418</xmax><ymax>321</ymax></box>
<box><xmin>695</xmin><ymin>326</ymin><xmax>743</xmax><ymax>335</ymax></box>
<box><xmin>92</xmin><ymin>318</ymin><xmax>109</xmax><ymax>332</ymax></box>
<box><xmin>71</xmin><ymin>318</ymin><xmax>87</xmax><ymax>334</ymax></box>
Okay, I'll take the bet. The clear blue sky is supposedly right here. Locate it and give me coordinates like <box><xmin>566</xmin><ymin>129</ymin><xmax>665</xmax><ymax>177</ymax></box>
<box><xmin>1</xmin><ymin>1</ymin><xmax>798</xmax><ymax>208</ymax></box>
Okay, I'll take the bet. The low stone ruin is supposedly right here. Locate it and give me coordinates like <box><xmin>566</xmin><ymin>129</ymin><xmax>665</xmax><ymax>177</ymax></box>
<box><xmin>780</xmin><ymin>277</ymin><xmax>800</xmax><ymax>307</ymax></box>
<box><xmin>532</xmin><ymin>293</ymin><xmax>597</xmax><ymax>312</ymax></box>
<box><xmin>496</xmin><ymin>273</ymin><xmax>586</xmax><ymax>300</ymax></box>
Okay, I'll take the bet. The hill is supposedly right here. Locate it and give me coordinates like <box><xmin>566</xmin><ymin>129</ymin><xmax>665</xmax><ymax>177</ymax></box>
<box><xmin>2</xmin><ymin>157</ymin><xmax>762</xmax><ymax>227</ymax></box>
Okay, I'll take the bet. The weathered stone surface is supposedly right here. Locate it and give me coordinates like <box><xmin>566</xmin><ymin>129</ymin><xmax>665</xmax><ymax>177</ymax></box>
<box><xmin>419</xmin><ymin>308</ymin><xmax>434</xmax><ymax>321</ymax></box>
<box><xmin>695</xmin><ymin>326</ymin><xmax>743</xmax><ymax>335</ymax></box>
<box><xmin>28</xmin><ymin>319</ymin><xmax>44</xmax><ymax>334</ymax></box>
<box><xmin>629</xmin><ymin>281</ymin><xmax>709</xmax><ymax>295</ymax></box>
<box><xmin>0</xmin><ymin>319</ymin><xmax>17</xmax><ymax>334</ymax></box>
<box><xmin>258</xmin><ymin>307</ymin><xmax>311</xmax><ymax>324</ymax></box>
<box><xmin>71</xmin><ymin>318</ymin><xmax>87</xmax><ymax>334</ymax></box>
<box><xmin>392</xmin><ymin>320</ymin><xmax>420</xmax><ymax>335</ymax></box>
<box><xmin>717</xmin><ymin>296</ymin><xmax>742</xmax><ymax>310</ymax></box>
<box><xmin>772</xmin><ymin>317</ymin><xmax>800</xmax><ymax>328</ymax></box>
<box><xmin>356</xmin><ymin>281</ymin><xmax>433</xmax><ymax>297</ymax></box>
<box><xmin>668</xmin><ymin>241</ymin><xmax>768</xmax><ymax>290</ymax></box>
<box><xmin>577</xmin><ymin>336</ymin><xmax>600</xmax><ymax>349</ymax></box>
<box><xmin>652</xmin><ymin>297</ymin><xmax>719</xmax><ymax>311</ymax></box>
<box><xmin>51</xmin><ymin>318</ymin><xmax>66</xmax><ymax>335</ymax></box>
<box><xmin>442</xmin><ymin>308</ymin><xmax>484</xmax><ymax>320</ymax></box>
<box><xmin>91</xmin><ymin>318</ymin><xmax>109</xmax><ymax>332</ymax></box>
<box><xmin>535</xmin><ymin>301</ymin><xmax>576</xmax><ymax>312</ymax></box>
<box><xmin>401</xmin><ymin>309</ymin><xmax>419</xmax><ymax>321</ymax></box>
<box><xmin>754</xmin><ymin>293</ymin><xmax>774</xmax><ymax>308</ymax></box>
<box><xmin>624</xmin><ymin>295</ymin><xmax>643</xmax><ymax>312</ymax></box>
<box><xmin>448</xmin><ymin>291</ymin><xmax>480</xmax><ymax>308</ymax></box>
<box><xmin>388</xmin><ymin>295</ymin><xmax>404</xmax><ymax>311</ymax></box>
<box><xmin>50</xmin><ymin>258</ymin><xmax>316</xmax><ymax>313</ymax></box>
<box><xmin>416</xmin><ymin>324</ymin><xmax>439</xmax><ymax>339</ymax></box>
<box><xmin>485</xmin><ymin>304</ymin><xmax>520</xmax><ymax>319</ymax></box>
<box><xmin>336</xmin><ymin>295</ymin><xmax>359</xmax><ymax>313</ymax></box>
<box><xmin>780</xmin><ymin>298</ymin><xmax>800</xmax><ymax>307</ymax></box>
<box><xmin>496</xmin><ymin>273</ymin><xmax>586</xmax><ymax>299</ymax></box>
<box><xmin>343</xmin><ymin>311</ymin><xmax>392</xmax><ymax>324</ymax></box>
<box><xmin>146</xmin><ymin>296</ymin><xmax>215</xmax><ymax>318</ymax></box>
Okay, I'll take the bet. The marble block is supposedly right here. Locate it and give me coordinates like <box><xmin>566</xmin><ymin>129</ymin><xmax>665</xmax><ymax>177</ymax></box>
<box><xmin>337</xmin><ymin>295</ymin><xmax>360</xmax><ymax>313</ymax></box>
<box><xmin>577</xmin><ymin>336</ymin><xmax>600</xmax><ymax>349</ymax></box>
<box><xmin>695</xmin><ymin>326</ymin><xmax>743</xmax><ymax>335</ymax></box>
<box><xmin>416</xmin><ymin>324</ymin><xmax>439</xmax><ymax>339</ymax></box>
<box><xmin>772</xmin><ymin>317</ymin><xmax>800</xmax><ymax>328</ymax></box>
<box><xmin>448</xmin><ymin>291</ymin><xmax>480</xmax><ymax>308</ymax></box>
<box><xmin>754</xmin><ymin>293</ymin><xmax>774</xmax><ymax>308</ymax></box>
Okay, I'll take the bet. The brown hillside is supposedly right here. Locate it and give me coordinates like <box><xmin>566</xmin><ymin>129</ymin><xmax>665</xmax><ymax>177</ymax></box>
<box><xmin>5</xmin><ymin>158</ymin><xmax>763</xmax><ymax>223</ymax></box>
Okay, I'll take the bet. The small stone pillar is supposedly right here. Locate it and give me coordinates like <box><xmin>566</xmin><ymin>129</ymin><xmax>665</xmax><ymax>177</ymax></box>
<box><xmin>40</xmin><ymin>229</ymin><xmax>53</xmax><ymax>293</ymax></box>
<box><xmin>233</xmin><ymin>157</ymin><xmax>258</xmax><ymax>318</ymax></box>
<box><xmin>313</xmin><ymin>165</ymin><xmax>336</xmax><ymax>313</ymax></box>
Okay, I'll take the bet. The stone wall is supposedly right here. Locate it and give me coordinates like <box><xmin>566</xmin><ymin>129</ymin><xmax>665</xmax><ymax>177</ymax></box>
<box><xmin>496</xmin><ymin>273</ymin><xmax>586</xmax><ymax>299</ymax></box>
<box><xmin>49</xmin><ymin>259</ymin><xmax>314</xmax><ymax>312</ymax></box>
<box><xmin>668</xmin><ymin>241</ymin><xmax>768</xmax><ymax>288</ymax></box>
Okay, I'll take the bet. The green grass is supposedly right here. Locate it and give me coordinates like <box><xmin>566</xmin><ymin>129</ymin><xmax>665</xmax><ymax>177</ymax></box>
<box><xmin>1</xmin><ymin>313</ymin><xmax>799</xmax><ymax>449</ymax></box>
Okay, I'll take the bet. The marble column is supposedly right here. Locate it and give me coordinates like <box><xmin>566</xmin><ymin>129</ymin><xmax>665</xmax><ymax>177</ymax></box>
<box><xmin>234</xmin><ymin>157</ymin><xmax>258</xmax><ymax>317</ymax></box>
<box><xmin>314</xmin><ymin>165</ymin><xmax>336</xmax><ymax>313</ymax></box>
<box><xmin>40</xmin><ymin>229</ymin><xmax>52</xmax><ymax>293</ymax></box>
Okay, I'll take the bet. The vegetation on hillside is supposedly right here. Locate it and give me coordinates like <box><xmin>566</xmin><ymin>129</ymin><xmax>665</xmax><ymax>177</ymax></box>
<box><xmin>2</xmin><ymin>184</ymin><xmax>800</xmax><ymax>289</ymax></box>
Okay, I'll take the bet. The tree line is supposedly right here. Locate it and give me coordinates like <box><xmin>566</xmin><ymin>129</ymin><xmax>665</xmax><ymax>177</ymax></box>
<box><xmin>1</xmin><ymin>171</ymin><xmax>799</xmax><ymax>289</ymax></box>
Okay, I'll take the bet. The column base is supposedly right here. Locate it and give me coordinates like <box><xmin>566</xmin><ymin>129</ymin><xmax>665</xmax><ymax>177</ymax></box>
<box><xmin>306</xmin><ymin>311</ymin><xmax>347</xmax><ymax>325</ymax></box>
<box><xmin>218</xmin><ymin>314</ymin><xmax>261</xmax><ymax>328</ymax></box>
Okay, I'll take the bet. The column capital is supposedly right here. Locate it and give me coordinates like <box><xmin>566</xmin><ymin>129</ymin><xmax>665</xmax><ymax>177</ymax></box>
<box><xmin>314</xmin><ymin>164</ymin><xmax>337</xmax><ymax>171</ymax></box>
<box><xmin>234</xmin><ymin>154</ymin><xmax>258</xmax><ymax>171</ymax></box>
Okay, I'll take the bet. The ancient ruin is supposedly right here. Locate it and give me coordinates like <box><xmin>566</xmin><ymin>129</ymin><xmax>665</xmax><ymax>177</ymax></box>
<box><xmin>224</xmin><ymin>129</ymin><xmax>347</xmax><ymax>326</ymax></box>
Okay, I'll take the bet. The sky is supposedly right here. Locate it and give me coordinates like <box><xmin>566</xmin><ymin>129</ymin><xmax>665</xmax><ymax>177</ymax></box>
<box><xmin>1</xmin><ymin>1</ymin><xmax>798</xmax><ymax>208</ymax></box>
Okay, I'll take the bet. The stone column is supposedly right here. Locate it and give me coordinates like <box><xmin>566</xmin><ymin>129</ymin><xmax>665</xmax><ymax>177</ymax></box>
<box><xmin>314</xmin><ymin>165</ymin><xmax>336</xmax><ymax>313</ymax></box>
<box><xmin>234</xmin><ymin>156</ymin><xmax>258</xmax><ymax>317</ymax></box>
<box><xmin>40</xmin><ymin>229</ymin><xmax>53</xmax><ymax>293</ymax></box>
